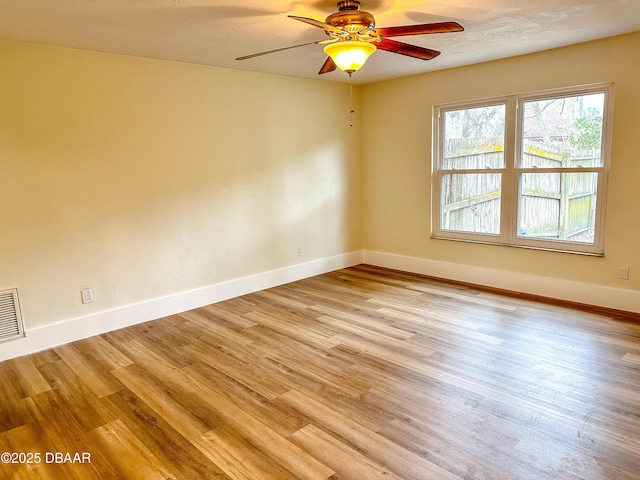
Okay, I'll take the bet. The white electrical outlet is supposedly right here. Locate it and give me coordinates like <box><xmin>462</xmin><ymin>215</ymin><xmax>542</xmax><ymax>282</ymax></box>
<box><xmin>618</xmin><ymin>266</ymin><xmax>630</xmax><ymax>280</ymax></box>
<box><xmin>81</xmin><ymin>288</ymin><xmax>93</xmax><ymax>304</ymax></box>
<box><xmin>298</xmin><ymin>246</ymin><xmax>304</xmax><ymax>256</ymax></box>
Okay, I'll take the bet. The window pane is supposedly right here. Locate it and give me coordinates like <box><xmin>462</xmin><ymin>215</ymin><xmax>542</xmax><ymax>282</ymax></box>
<box><xmin>521</xmin><ymin>93</ymin><xmax>604</xmax><ymax>167</ymax></box>
<box><xmin>441</xmin><ymin>173</ymin><xmax>501</xmax><ymax>234</ymax></box>
<box><xmin>443</xmin><ymin>105</ymin><xmax>506</xmax><ymax>169</ymax></box>
<box><xmin>518</xmin><ymin>172</ymin><xmax>598</xmax><ymax>243</ymax></box>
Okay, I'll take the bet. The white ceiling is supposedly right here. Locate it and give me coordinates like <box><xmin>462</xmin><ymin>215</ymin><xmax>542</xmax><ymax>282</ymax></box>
<box><xmin>1</xmin><ymin>0</ymin><xmax>639</xmax><ymax>84</ymax></box>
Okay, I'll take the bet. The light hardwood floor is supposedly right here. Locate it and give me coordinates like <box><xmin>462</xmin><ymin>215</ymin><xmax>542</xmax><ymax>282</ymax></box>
<box><xmin>1</xmin><ymin>265</ymin><xmax>640</xmax><ymax>479</ymax></box>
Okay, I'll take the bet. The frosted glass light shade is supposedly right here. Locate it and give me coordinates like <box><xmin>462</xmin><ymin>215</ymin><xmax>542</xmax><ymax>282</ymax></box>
<box><xmin>323</xmin><ymin>41</ymin><xmax>377</xmax><ymax>73</ymax></box>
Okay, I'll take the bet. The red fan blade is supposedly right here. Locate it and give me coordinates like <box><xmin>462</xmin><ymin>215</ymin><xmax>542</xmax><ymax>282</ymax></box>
<box><xmin>318</xmin><ymin>57</ymin><xmax>337</xmax><ymax>75</ymax></box>
<box><xmin>377</xmin><ymin>21</ymin><xmax>463</xmax><ymax>38</ymax></box>
<box><xmin>236</xmin><ymin>40</ymin><xmax>323</xmax><ymax>61</ymax></box>
<box><xmin>376</xmin><ymin>38</ymin><xmax>441</xmax><ymax>60</ymax></box>
<box><xmin>288</xmin><ymin>15</ymin><xmax>342</xmax><ymax>34</ymax></box>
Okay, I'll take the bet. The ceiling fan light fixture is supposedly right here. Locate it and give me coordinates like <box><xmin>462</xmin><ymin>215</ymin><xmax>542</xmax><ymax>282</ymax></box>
<box><xmin>323</xmin><ymin>41</ymin><xmax>376</xmax><ymax>73</ymax></box>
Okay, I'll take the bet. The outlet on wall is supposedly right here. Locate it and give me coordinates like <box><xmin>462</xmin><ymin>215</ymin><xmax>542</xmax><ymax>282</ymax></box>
<box><xmin>298</xmin><ymin>246</ymin><xmax>304</xmax><ymax>257</ymax></box>
<box><xmin>81</xmin><ymin>288</ymin><xmax>93</xmax><ymax>304</ymax></box>
<box><xmin>618</xmin><ymin>266</ymin><xmax>630</xmax><ymax>280</ymax></box>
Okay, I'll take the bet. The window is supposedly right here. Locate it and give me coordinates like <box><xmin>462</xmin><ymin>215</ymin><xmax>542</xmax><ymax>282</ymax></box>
<box><xmin>432</xmin><ymin>84</ymin><xmax>612</xmax><ymax>255</ymax></box>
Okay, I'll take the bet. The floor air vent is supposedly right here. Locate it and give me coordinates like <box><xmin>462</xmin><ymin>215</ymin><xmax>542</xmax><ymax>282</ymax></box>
<box><xmin>0</xmin><ymin>288</ymin><xmax>25</xmax><ymax>343</ymax></box>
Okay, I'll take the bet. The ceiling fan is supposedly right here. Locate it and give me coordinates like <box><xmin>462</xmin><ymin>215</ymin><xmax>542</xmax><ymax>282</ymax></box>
<box><xmin>236</xmin><ymin>0</ymin><xmax>464</xmax><ymax>76</ymax></box>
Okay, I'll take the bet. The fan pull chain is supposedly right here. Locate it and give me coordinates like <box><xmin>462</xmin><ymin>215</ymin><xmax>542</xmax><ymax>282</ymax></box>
<box><xmin>349</xmin><ymin>73</ymin><xmax>354</xmax><ymax>127</ymax></box>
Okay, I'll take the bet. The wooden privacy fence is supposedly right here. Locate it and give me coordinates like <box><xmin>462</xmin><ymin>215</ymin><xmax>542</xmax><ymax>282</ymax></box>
<box><xmin>442</xmin><ymin>138</ymin><xmax>599</xmax><ymax>240</ymax></box>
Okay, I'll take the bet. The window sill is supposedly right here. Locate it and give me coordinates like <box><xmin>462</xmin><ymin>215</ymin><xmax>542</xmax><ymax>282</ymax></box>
<box><xmin>430</xmin><ymin>234</ymin><xmax>605</xmax><ymax>257</ymax></box>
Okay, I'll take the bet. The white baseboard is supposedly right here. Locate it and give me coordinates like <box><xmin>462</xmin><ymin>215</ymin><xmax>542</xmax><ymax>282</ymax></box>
<box><xmin>0</xmin><ymin>251</ymin><xmax>363</xmax><ymax>362</ymax></box>
<box><xmin>3</xmin><ymin>249</ymin><xmax>636</xmax><ymax>362</ymax></box>
<box><xmin>363</xmin><ymin>250</ymin><xmax>640</xmax><ymax>315</ymax></box>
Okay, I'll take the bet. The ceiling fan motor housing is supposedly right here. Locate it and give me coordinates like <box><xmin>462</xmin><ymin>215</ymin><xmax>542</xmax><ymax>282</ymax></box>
<box><xmin>326</xmin><ymin>0</ymin><xmax>375</xmax><ymax>32</ymax></box>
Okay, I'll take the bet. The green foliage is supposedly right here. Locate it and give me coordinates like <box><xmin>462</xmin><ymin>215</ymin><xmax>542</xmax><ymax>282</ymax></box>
<box><xmin>570</xmin><ymin>107</ymin><xmax>602</xmax><ymax>150</ymax></box>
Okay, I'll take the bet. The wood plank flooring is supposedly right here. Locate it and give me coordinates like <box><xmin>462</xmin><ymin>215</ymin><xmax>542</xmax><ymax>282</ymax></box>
<box><xmin>1</xmin><ymin>265</ymin><xmax>640</xmax><ymax>479</ymax></box>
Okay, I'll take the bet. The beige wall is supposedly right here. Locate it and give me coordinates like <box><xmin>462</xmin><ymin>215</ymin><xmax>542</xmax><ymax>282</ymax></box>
<box><xmin>361</xmin><ymin>32</ymin><xmax>640</xmax><ymax>293</ymax></box>
<box><xmin>0</xmin><ymin>40</ymin><xmax>362</xmax><ymax>329</ymax></box>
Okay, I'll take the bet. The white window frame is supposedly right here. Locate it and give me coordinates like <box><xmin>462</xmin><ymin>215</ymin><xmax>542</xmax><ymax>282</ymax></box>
<box><xmin>431</xmin><ymin>83</ymin><xmax>613</xmax><ymax>255</ymax></box>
